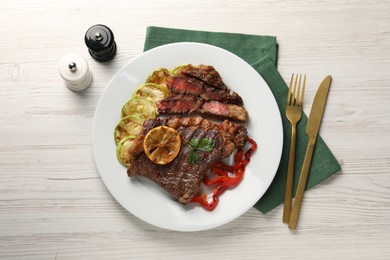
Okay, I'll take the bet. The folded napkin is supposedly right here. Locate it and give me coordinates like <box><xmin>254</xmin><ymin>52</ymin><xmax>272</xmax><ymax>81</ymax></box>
<box><xmin>143</xmin><ymin>26</ymin><xmax>341</xmax><ymax>213</ymax></box>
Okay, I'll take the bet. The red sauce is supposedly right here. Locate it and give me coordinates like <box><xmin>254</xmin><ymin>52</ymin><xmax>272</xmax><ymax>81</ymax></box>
<box><xmin>191</xmin><ymin>137</ymin><xmax>257</xmax><ymax>211</ymax></box>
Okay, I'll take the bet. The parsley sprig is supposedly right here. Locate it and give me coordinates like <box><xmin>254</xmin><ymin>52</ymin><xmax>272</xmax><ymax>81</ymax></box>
<box><xmin>188</xmin><ymin>138</ymin><xmax>216</xmax><ymax>164</ymax></box>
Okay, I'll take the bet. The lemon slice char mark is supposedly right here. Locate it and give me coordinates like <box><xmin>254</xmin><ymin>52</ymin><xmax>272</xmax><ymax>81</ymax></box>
<box><xmin>143</xmin><ymin>126</ymin><xmax>181</xmax><ymax>165</ymax></box>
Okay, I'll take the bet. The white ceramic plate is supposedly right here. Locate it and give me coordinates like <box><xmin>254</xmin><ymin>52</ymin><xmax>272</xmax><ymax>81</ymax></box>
<box><xmin>92</xmin><ymin>42</ymin><xmax>283</xmax><ymax>232</ymax></box>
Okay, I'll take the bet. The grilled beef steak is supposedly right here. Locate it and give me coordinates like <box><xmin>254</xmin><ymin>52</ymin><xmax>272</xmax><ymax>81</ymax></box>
<box><xmin>158</xmin><ymin>64</ymin><xmax>248</xmax><ymax>122</ymax></box>
<box><xmin>127</xmin><ymin>116</ymin><xmax>248</xmax><ymax>203</ymax></box>
<box><xmin>200</xmin><ymin>100</ymin><xmax>248</xmax><ymax>122</ymax></box>
<box><xmin>127</xmin><ymin>118</ymin><xmax>224</xmax><ymax>203</ymax></box>
<box><xmin>126</xmin><ymin>116</ymin><xmax>247</xmax><ymax>162</ymax></box>
<box><xmin>157</xmin><ymin>94</ymin><xmax>203</xmax><ymax>114</ymax></box>
<box><xmin>158</xmin><ymin>94</ymin><xmax>248</xmax><ymax>122</ymax></box>
<box><xmin>175</xmin><ymin>64</ymin><xmax>228</xmax><ymax>90</ymax></box>
<box><xmin>166</xmin><ymin>76</ymin><xmax>243</xmax><ymax>105</ymax></box>
<box><xmin>201</xmin><ymin>86</ymin><xmax>243</xmax><ymax>105</ymax></box>
<box><xmin>166</xmin><ymin>76</ymin><xmax>204</xmax><ymax>96</ymax></box>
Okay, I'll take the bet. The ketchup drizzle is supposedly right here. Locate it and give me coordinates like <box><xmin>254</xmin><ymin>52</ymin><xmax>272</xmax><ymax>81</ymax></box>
<box><xmin>191</xmin><ymin>137</ymin><xmax>257</xmax><ymax>211</ymax></box>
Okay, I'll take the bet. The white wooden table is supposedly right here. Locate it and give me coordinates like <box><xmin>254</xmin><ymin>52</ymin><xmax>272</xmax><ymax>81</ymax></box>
<box><xmin>1</xmin><ymin>1</ymin><xmax>389</xmax><ymax>259</ymax></box>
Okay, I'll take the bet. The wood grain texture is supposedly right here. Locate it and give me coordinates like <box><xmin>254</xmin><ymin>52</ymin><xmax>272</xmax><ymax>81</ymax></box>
<box><xmin>1</xmin><ymin>0</ymin><xmax>389</xmax><ymax>259</ymax></box>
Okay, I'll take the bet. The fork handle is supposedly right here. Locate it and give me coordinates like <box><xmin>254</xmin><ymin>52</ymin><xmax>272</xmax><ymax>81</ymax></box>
<box><xmin>283</xmin><ymin>124</ymin><xmax>297</xmax><ymax>223</ymax></box>
<box><xmin>288</xmin><ymin>137</ymin><xmax>316</xmax><ymax>229</ymax></box>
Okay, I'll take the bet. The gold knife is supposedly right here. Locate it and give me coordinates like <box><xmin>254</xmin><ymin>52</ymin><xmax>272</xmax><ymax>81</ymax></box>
<box><xmin>288</xmin><ymin>75</ymin><xmax>332</xmax><ymax>230</ymax></box>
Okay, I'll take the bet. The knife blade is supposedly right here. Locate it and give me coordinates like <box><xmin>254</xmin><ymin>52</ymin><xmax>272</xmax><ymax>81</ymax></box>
<box><xmin>288</xmin><ymin>75</ymin><xmax>332</xmax><ymax>229</ymax></box>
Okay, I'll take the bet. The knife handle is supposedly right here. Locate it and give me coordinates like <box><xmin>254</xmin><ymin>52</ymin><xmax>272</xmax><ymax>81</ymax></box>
<box><xmin>288</xmin><ymin>138</ymin><xmax>316</xmax><ymax>229</ymax></box>
<box><xmin>283</xmin><ymin>124</ymin><xmax>297</xmax><ymax>223</ymax></box>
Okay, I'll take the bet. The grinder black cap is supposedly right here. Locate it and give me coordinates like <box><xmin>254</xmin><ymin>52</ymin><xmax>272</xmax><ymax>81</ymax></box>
<box><xmin>84</xmin><ymin>24</ymin><xmax>116</xmax><ymax>62</ymax></box>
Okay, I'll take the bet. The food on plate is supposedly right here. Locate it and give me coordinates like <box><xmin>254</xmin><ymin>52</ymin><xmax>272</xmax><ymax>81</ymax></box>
<box><xmin>143</xmin><ymin>125</ymin><xmax>181</xmax><ymax>165</ymax></box>
<box><xmin>114</xmin><ymin>115</ymin><xmax>144</xmax><ymax>144</ymax></box>
<box><xmin>121</xmin><ymin>96</ymin><xmax>157</xmax><ymax>119</ymax></box>
<box><xmin>157</xmin><ymin>94</ymin><xmax>203</xmax><ymax>114</ymax></box>
<box><xmin>174</xmin><ymin>64</ymin><xmax>228</xmax><ymax>90</ymax></box>
<box><xmin>133</xmin><ymin>83</ymin><xmax>169</xmax><ymax>103</ymax></box>
<box><xmin>157</xmin><ymin>94</ymin><xmax>248</xmax><ymax>122</ymax></box>
<box><xmin>126</xmin><ymin>116</ymin><xmax>256</xmax><ymax>209</ymax></box>
<box><xmin>126</xmin><ymin>116</ymin><xmax>247</xmax><ymax>162</ymax></box>
<box><xmin>128</xmin><ymin>116</ymin><xmax>226</xmax><ymax>204</ymax></box>
<box><xmin>145</xmin><ymin>67</ymin><xmax>172</xmax><ymax>88</ymax></box>
<box><xmin>113</xmin><ymin>64</ymin><xmax>257</xmax><ymax>211</ymax></box>
<box><xmin>114</xmin><ymin>84</ymin><xmax>161</xmax><ymax>163</ymax></box>
<box><xmin>116</xmin><ymin>136</ymin><xmax>136</xmax><ymax>167</ymax></box>
<box><xmin>166</xmin><ymin>70</ymin><xmax>243</xmax><ymax>105</ymax></box>
<box><xmin>156</xmin><ymin>63</ymin><xmax>248</xmax><ymax>122</ymax></box>
<box><xmin>200</xmin><ymin>100</ymin><xmax>248</xmax><ymax>122</ymax></box>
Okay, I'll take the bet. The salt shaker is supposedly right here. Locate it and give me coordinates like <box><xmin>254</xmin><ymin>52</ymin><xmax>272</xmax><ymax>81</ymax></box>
<box><xmin>59</xmin><ymin>54</ymin><xmax>93</xmax><ymax>91</ymax></box>
<box><xmin>84</xmin><ymin>24</ymin><xmax>117</xmax><ymax>62</ymax></box>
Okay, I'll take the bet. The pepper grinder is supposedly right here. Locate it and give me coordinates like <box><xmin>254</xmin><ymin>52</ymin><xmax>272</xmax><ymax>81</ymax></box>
<box><xmin>59</xmin><ymin>54</ymin><xmax>93</xmax><ymax>91</ymax></box>
<box><xmin>84</xmin><ymin>24</ymin><xmax>117</xmax><ymax>62</ymax></box>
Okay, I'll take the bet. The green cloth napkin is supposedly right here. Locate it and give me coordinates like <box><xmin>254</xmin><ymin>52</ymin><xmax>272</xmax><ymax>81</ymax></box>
<box><xmin>143</xmin><ymin>26</ymin><xmax>341</xmax><ymax>213</ymax></box>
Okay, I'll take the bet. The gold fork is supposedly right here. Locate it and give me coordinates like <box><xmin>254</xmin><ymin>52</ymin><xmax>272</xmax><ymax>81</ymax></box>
<box><xmin>283</xmin><ymin>74</ymin><xmax>306</xmax><ymax>224</ymax></box>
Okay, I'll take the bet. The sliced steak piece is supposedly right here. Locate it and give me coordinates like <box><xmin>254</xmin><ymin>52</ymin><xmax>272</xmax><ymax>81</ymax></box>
<box><xmin>167</xmin><ymin>76</ymin><xmax>243</xmax><ymax>105</ymax></box>
<box><xmin>158</xmin><ymin>94</ymin><xmax>248</xmax><ymax>122</ymax></box>
<box><xmin>127</xmin><ymin>123</ymin><xmax>224</xmax><ymax>204</ymax></box>
<box><xmin>200</xmin><ymin>100</ymin><xmax>249</xmax><ymax>122</ymax></box>
<box><xmin>175</xmin><ymin>64</ymin><xmax>228</xmax><ymax>90</ymax></box>
<box><xmin>166</xmin><ymin>76</ymin><xmax>204</xmax><ymax>96</ymax></box>
<box><xmin>201</xmin><ymin>86</ymin><xmax>243</xmax><ymax>105</ymax></box>
<box><xmin>157</xmin><ymin>94</ymin><xmax>203</xmax><ymax>114</ymax></box>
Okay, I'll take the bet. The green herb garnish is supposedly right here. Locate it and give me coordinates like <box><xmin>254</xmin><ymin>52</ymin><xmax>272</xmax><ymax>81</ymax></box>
<box><xmin>189</xmin><ymin>138</ymin><xmax>200</xmax><ymax>148</ymax></box>
<box><xmin>187</xmin><ymin>138</ymin><xmax>216</xmax><ymax>164</ymax></box>
<box><xmin>188</xmin><ymin>149</ymin><xmax>201</xmax><ymax>164</ymax></box>
<box><xmin>196</xmin><ymin>138</ymin><xmax>216</xmax><ymax>152</ymax></box>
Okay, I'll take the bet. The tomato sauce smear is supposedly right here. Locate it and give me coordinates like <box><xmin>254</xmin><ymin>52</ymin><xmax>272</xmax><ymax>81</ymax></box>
<box><xmin>191</xmin><ymin>137</ymin><xmax>257</xmax><ymax>211</ymax></box>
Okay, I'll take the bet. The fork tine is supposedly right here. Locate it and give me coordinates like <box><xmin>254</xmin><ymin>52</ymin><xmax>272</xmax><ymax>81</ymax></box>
<box><xmin>296</xmin><ymin>74</ymin><xmax>301</xmax><ymax>106</ymax></box>
<box><xmin>292</xmin><ymin>74</ymin><xmax>299</xmax><ymax>106</ymax></box>
<box><xmin>287</xmin><ymin>74</ymin><xmax>294</xmax><ymax>105</ymax></box>
<box><xmin>299</xmin><ymin>74</ymin><xmax>306</xmax><ymax>106</ymax></box>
